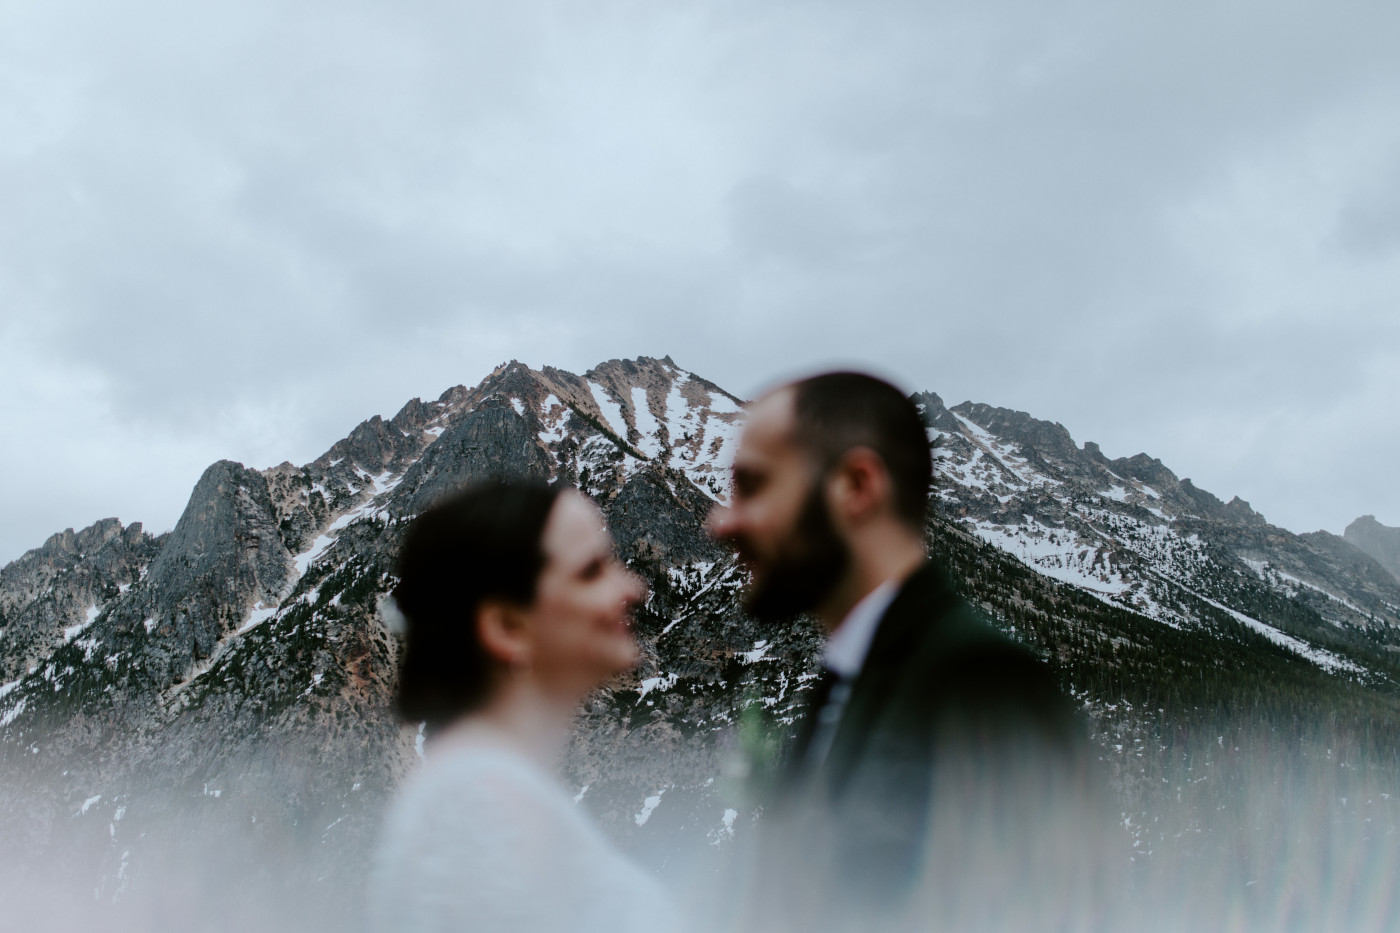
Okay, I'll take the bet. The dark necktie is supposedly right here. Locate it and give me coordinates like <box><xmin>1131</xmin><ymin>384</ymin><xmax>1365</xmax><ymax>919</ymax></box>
<box><xmin>805</xmin><ymin>673</ymin><xmax>853</xmax><ymax>769</ymax></box>
<box><xmin>787</xmin><ymin>668</ymin><xmax>851</xmax><ymax>783</ymax></box>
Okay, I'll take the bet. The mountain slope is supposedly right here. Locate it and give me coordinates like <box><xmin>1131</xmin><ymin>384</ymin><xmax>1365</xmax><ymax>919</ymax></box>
<box><xmin>2</xmin><ymin>356</ymin><xmax>1398</xmax><ymax>930</ymax></box>
<box><xmin>1345</xmin><ymin>515</ymin><xmax>1400</xmax><ymax>584</ymax></box>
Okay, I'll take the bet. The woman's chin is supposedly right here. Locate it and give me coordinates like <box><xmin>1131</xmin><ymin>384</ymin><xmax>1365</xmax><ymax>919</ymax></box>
<box><xmin>571</xmin><ymin>651</ymin><xmax>642</xmax><ymax>698</ymax></box>
<box><xmin>612</xmin><ymin>645</ymin><xmax>641</xmax><ymax>675</ymax></box>
<box><xmin>608</xmin><ymin>631</ymin><xmax>641</xmax><ymax>669</ymax></box>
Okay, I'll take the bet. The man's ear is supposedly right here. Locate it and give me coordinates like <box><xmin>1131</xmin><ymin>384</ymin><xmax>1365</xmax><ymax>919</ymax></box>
<box><xmin>825</xmin><ymin>446</ymin><xmax>890</xmax><ymax>525</ymax></box>
<box><xmin>476</xmin><ymin>599</ymin><xmax>533</xmax><ymax>668</ymax></box>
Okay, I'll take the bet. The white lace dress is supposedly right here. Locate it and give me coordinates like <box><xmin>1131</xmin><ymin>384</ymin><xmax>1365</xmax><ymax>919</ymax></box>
<box><xmin>369</xmin><ymin>741</ymin><xmax>678</xmax><ymax>933</ymax></box>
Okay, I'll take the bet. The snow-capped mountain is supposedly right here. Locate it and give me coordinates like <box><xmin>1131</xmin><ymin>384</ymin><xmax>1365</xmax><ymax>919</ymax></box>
<box><xmin>2</xmin><ymin>356</ymin><xmax>1396</xmax><ymax>930</ymax></box>
<box><xmin>0</xmin><ymin>357</ymin><xmax>767</xmax><ymax>929</ymax></box>
<box><xmin>923</xmin><ymin>392</ymin><xmax>1400</xmax><ymax>670</ymax></box>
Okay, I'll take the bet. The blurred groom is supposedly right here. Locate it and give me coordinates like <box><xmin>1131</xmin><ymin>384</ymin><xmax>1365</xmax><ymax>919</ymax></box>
<box><xmin>707</xmin><ymin>371</ymin><xmax>1116</xmax><ymax>932</ymax></box>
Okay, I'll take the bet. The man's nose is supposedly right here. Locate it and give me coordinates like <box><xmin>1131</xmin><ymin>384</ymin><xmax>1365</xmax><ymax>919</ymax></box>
<box><xmin>704</xmin><ymin>504</ymin><xmax>733</xmax><ymax>540</ymax></box>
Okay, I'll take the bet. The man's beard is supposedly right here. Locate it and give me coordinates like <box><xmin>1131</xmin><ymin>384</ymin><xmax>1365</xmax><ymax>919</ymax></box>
<box><xmin>743</xmin><ymin>484</ymin><xmax>851</xmax><ymax>623</ymax></box>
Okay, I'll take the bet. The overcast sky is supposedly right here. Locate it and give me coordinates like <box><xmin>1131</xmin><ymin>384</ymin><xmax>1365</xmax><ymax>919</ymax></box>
<box><xmin>2</xmin><ymin>0</ymin><xmax>1397</xmax><ymax>564</ymax></box>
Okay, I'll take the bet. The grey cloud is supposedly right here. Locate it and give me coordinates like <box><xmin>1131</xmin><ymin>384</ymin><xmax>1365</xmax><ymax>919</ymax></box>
<box><xmin>728</xmin><ymin>175</ymin><xmax>867</xmax><ymax>265</ymax></box>
<box><xmin>2</xmin><ymin>0</ymin><xmax>1399</xmax><ymax>560</ymax></box>
<box><xmin>1331</xmin><ymin>174</ymin><xmax>1400</xmax><ymax>259</ymax></box>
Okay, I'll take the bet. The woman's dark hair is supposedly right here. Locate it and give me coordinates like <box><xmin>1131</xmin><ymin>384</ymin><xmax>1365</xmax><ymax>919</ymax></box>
<box><xmin>391</xmin><ymin>478</ymin><xmax>564</xmax><ymax>728</ymax></box>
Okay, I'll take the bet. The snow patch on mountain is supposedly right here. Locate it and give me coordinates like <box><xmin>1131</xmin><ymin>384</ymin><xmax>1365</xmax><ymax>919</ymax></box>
<box><xmin>64</xmin><ymin>604</ymin><xmax>101</xmax><ymax>642</ymax></box>
<box><xmin>1244</xmin><ymin>560</ymin><xmax>1374</xmax><ymax>620</ymax></box>
<box><xmin>293</xmin><ymin>473</ymin><xmax>400</xmax><ymax>578</ymax></box>
<box><xmin>634</xmin><ymin>790</ymin><xmax>664</xmax><ymax>826</ymax></box>
<box><xmin>970</xmin><ymin>520</ymin><xmax>1129</xmax><ymax>596</ymax></box>
<box><xmin>707</xmin><ymin>391</ymin><xmax>742</xmax><ymax>415</ymax></box>
<box><xmin>588</xmin><ymin>381</ymin><xmax>627</xmax><ymax>439</ymax></box>
<box><xmin>950</xmin><ymin>414</ymin><xmax>1055</xmax><ymax>491</ymax></box>
<box><xmin>538</xmin><ymin>395</ymin><xmax>568</xmax><ymax>445</ymax></box>
<box><xmin>238</xmin><ymin>602</ymin><xmax>279</xmax><ymax>635</ymax></box>
<box><xmin>1</xmin><ymin>696</ymin><xmax>26</xmax><ymax>728</ymax></box>
<box><xmin>739</xmin><ymin>640</ymin><xmax>773</xmax><ymax>664</ymax></box>
<box><xmin>664</xmin><ymin>375</ymin><xmax>692</xmax><ymax>437</ymax></box>
<box><xmin>637</xmin><ymin>673</ymin><xmax>679</xmax><ymax>700</ymax></box>
<box><xmin>1199</xmin><ymin>595</ymin><xmax>1364</xmax><ymax>675</ymax></box>
<box><xmin>631</xmin><ymin>386</ymin><xmax>662</xmax><ymax>459</ymax></box>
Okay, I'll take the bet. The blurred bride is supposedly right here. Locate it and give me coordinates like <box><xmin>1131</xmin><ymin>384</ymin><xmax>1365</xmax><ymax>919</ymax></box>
<box><xmin>369</xmin><ymin>479</ymin><xmax>677</xmax><ymax>933</ymax></box>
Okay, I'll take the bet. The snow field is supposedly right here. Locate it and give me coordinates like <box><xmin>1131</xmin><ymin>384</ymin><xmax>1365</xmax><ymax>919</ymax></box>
<box><xmin>64</xmin><ymin>604</ymin><xmax>101</xmax><ymax>642</ymax></box>
<box><xmin>969</xmin><ymin>519</ymin><xmax>1130</xmax><ymax>597</ymax></box>
<box><xmin>588</xmin><ymin>381</ymin><xmax>628</xmax><ymax>439</ymax></box>
<box><xmin>634</xmin><ymin>790</ymin><xmax>665</xmax><ymax>826</ymax></box>
<box><xmin>938</xmin><ymin>412</ymin><xmax>1369</xmax><ymax>675</ymax></box>
<box><xmin>630</xmin><ymin>386</ymin><xmax>662</xmax><ymax>458</ymax></box>
<box><xmin>537</xmin><ymin>394</ymin><xmax>568</xmax><ymax>446</ymax></box>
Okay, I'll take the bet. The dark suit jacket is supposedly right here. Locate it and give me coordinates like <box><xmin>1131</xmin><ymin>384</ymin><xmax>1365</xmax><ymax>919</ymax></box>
<box><xmin>746</xmin><ymin>562</ymin><xmax>1111</xmax><ymax>932</ymax></box>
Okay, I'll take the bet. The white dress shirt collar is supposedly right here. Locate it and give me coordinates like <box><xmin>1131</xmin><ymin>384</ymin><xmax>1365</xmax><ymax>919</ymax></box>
<box><xmin>822</xmin><ymin>578</ymin><xmax>900</xmax><ymax>680</ymax></box>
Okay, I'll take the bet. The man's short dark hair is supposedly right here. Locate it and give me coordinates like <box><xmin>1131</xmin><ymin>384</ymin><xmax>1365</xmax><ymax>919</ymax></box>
<box><xmin>788</xmin><ymin>372</ymin><xmax>932</xmax><ymax>531</ymax></box>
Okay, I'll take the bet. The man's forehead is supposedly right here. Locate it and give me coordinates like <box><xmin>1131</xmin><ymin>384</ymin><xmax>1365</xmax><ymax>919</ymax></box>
<box><xmin>736</xmin><ymin>388</ymin><xmax>800</xmax><ymax>463</ymax></box>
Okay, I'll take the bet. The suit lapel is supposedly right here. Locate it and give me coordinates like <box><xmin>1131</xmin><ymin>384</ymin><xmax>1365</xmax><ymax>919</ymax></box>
<box><xmin>820</xmin><ymin>563</ymin><xmax>952</xmax><ymax>795</ymax></box>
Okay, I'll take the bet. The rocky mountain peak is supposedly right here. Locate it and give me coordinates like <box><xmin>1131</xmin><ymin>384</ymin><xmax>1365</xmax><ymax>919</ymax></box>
<box><xmin>393</xmin><ymin>398</ymin><xmax>555</xmax><ymax>516</ymax></box>
<box><xmin>951</xmin><ymin>401</ymin><xmax>1083</xmax><ymax>464</ymax></box>
<box><xmin>41</xmin><ymin>517</ymin><xmax>123</xmax><ymax>558</ymax></box>
<box><xmin>1108</xmin><ymin>452</ymin><xmax>1178</xmax><ymax>490</ymax></box>
<box><xmin>1081</xmin><ymin>441</ymin><xmax>1111</xmax><ymax>465</ymax></box>
<box><xmin>4</xmin><ymin>355</ymin><xmax>1398</xmax><ymax>930</ymax></box>
<box><xmin>0</xmin><ymin>515</ymin><xmax>159</xmax><ymax>683</ymax></box>
<box><xmin>911</xmin><ymin>391</ymin><xmax>962</xmax><ymax>434</ymax></box>
<box><xmin>1223</xmin><ymin>496</ymin><xmax>1265</xmax><ymax>525</ymax></box>
<box><xmin>1176</xmin><ymin>478</ymin><xmax>1228</xmax><ymax>518</ymax></box>
<box><xmin>931</xmin><ymin>394</ymin><xmax>1400</xmax><ymax>629</ymax></box>
<box><xmin>1344</xmin><ymin>515</ymin><xmax>1400</xmax><ymax>583</ymax></box>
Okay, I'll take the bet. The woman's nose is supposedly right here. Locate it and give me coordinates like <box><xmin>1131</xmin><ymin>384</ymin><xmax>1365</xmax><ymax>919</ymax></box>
<box><xmin>622</xmin><ymin>569</ymin><xmax>647</xmax><ymax>606</ymax></box>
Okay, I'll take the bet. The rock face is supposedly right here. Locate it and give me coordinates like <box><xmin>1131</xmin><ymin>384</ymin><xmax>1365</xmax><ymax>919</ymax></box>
<box><xmin>0</xmin><ymin>518</ymin><xmax>161</xmax><ymax>684</ymax></box>
<box><xmin>2</xmin><ymin>356</ymin><xmax>1397</xmax><ymax>931</ymax></box>
<box><xmin>393</xmin><ymin>398</ymin><xmax>555</xmax><ymax>515</ymax></box>
<box><xmin>135</xmin><ymin>460</ymin><xmax>297</xmax><ymax>682</ymax></box>
<box><xmin>0</xmin><ymin>356</ymin><xmax>765</xmax><ymax>929</ymax></box>
<box><xmin>1345</xmin><ymin>515</ymin><xmax>1400</xmax><ymax>584</ymax></box>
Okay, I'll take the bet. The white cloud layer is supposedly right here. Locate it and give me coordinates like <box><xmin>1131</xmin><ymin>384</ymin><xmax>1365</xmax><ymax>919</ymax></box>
<box><xmin>2</xmin><ymin>0</ymin><xmax>1398</xmax><ymax>562</ymax></box>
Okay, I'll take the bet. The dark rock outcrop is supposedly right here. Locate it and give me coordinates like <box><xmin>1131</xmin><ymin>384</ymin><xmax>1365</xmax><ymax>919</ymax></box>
<box><xmin>394</xmin><ymin>400</ymin><xmax>553</xmax><ymax>516</ymax></box>
<box><xmin>137</xmin><ymin>460</ymin><xmax>296</xmax><ymax>681</ymax></box>
<box><xmin>0</xmin><ymin>517</ymin><xmax>160</xmax><ymax>683</ymax></box>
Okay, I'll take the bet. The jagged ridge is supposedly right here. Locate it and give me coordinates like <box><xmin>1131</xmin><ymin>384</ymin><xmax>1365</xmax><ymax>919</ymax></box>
<box><xmin>3</xmin><ymin>356</ymin><xmax>1398</xmax><ymax>930</ymax></box>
